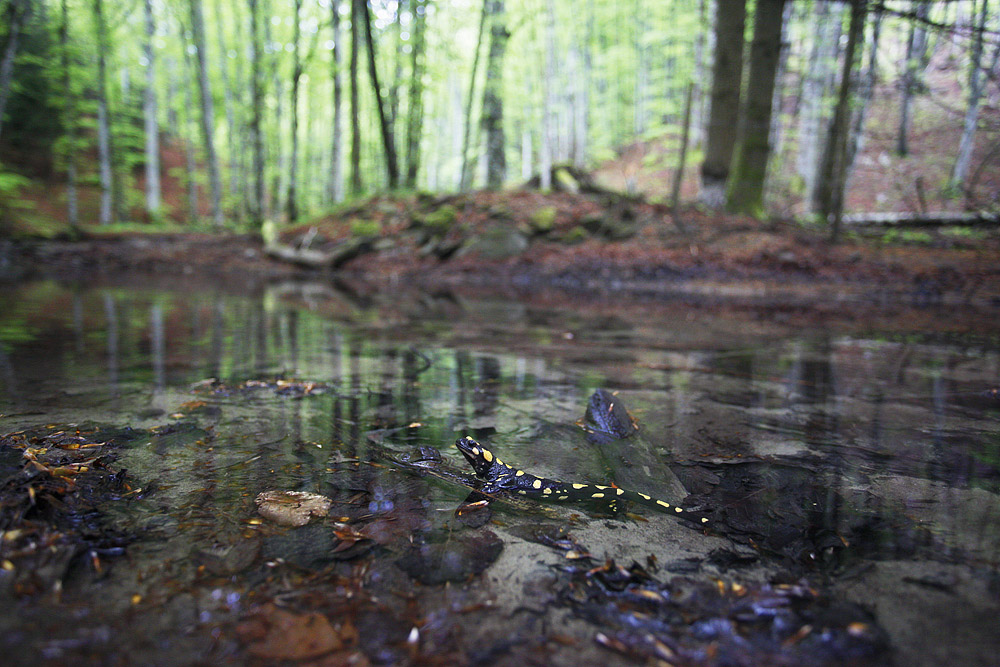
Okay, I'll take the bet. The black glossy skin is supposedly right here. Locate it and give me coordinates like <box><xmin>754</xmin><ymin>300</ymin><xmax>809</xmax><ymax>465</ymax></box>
<box><xmin>455</xmin><ymin>436</ymin><xmax>708</xmax><ymax>525</ymax></box>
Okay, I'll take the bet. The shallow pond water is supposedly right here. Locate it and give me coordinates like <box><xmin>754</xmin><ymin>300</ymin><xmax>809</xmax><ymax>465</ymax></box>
<box><xmin>1</xmin><ymin>277</ymin><xmax>999</xmax><ymax>666</ymax></box>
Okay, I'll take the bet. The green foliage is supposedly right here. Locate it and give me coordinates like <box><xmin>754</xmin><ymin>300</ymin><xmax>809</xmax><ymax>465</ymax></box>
<box><xmin>2</xmin><ymin>19</ymin><xmax>63</xmax><ymax>158</ymax></box>
<box><xmin>0</xmin><ymin>170</ymin><xmax>31</xmax><ymax>198</ymax></box>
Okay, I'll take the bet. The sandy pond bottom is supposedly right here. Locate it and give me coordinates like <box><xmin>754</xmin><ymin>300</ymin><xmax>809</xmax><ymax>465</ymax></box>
<box><xmin>1</xmin><ymin>277</ymin><xmax>999</xmax><ymax>666</ymax></box>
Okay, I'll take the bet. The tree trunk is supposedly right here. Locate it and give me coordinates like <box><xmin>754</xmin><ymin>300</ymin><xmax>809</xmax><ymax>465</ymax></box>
<box><xmin>181</xmin><ymin>43</ymin><xmax>200</xmax><ymax>223</ymax></box>
<box><xmin>213</xmin><ymin>0</ymin><xmax>239</xmax><ymax>206</ymax></box>
<box><xmin>575</xmin><ymin>2</ymin><xmax>593</xmax><ymax>168</ymax></box>
<box><xmin>796</xmin><ymin>0</ymin><xmax>841</xmax><ymax>206</ymax></box>
<box><xmin>403</xmin><ymin>0</ymin><xmax>426</xmax><ymax>188</ymax></box>
<box><xmin>949</xmin><ymin>0</ymin><xmax>989</xmax><ymax>190</ymax></box>
<box><xmin>249</xmin><ymin>0</ymin><xmax>265</xmax><ymax>228</ymax></box>
<box><xmin>94</xmin><ymin>0</ymin><xmax>114</xmax><ymax>225</ymax></box>
<box><xmin>481</xmin><ymin>0</ymin><xmax>509</xmax><ymax>189</ymax></box>
<box><xmin>845</xmin><ymin>4</ymin><xmax>882</xmax><ymax>176</ymax></box>
<box><xmin>690</xmin><ymin>0</ymin><xmax>707</xmax><ymax>148</ymax></box>
<box><xmin>633</xmin><ymin>0</ymin><xmax>647</xmax><ymax>137</ymax></box>
<box><xmin>330</xmin><ymin>0</ymin><xmax>344</xmax><ymax>202</ymax></box>
<box><xmin>459</xmin><ymin>0</ymin><xmax>488</xmax><ymax>191</ymax></box>
<box><xmin>143</xmin><ymin>0</ymin><xmax>161</xmax><ymax>218</ymax></box>
<box><xmin>815</xmin><ymin>0</ymin><xmax>866</xmax><ymax>242</ymax></box>
<box><xmin>188</xmin><ymin>0</ymin><xmax>223</xmax><ymax>227</ymax></box>
<box><xmin>350</xmin><ymin>0</ymin><xmax>362</xmax><ymax>194</ymax></box>
<box><xmin>699</xmin><ymin>0</ymin><xmax>746</xmax><ymax>208</ymax></box>
<box><xmin>266</xmin><ymin>15</ymin><xmax>283</xmax><ymax>220</ymax></box>
<box><xmin>286</xmin><ymin>0</ymin><xmax>302</xmax><ymax>222</ymax></box>
<box><xmin>0</xmin><ymin>0</ymin><xmax>29</xmax><ymax>145</ymax></box>
<box><xmin>359</xmin><ymin>0</ymin><xmax>399</xmax><ymax>189</ymax></box>
<box><xmin>59</xmin><ymin>0</ymin><xmax>78</xmax><ymax>229</ymax></box>
<box><xmin>725</xmin><ymin>0</ymin><xmax>786</xmax><ymax>216</ymax></box>
<box><xmin>897</xmin><ymin>2</ymin><xmax>930</xmax><ymax>156</ymax></box>
<box><xmin>540</xmin><ymin>0</ymin><xmax>556</xmax><ymax>190</ymax></box>
<box><xmin>670</xmin><ymin>80</ymin><xmax>694</xmax><ymax>233</ymax></box>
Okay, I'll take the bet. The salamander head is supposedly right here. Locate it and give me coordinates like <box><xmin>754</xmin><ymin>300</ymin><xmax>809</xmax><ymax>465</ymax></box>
<box><xmin>455</xmin><ymin>436</ymin><xmax>498</xmax><ymax>479</ymax></box>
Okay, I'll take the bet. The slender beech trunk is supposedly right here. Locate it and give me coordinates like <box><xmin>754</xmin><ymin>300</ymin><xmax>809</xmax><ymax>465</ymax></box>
<box><xmin>797</xmin><ymin>0</ymin><xmax>841</xmax><ymax>205</ymax></box>
<box><xmin>59</xmin><ymin>0</ymin><xmax>78</xmax><ymax>229</ymax></box>
<box><xmin>540</xmin><ymin>0</ymin><xmax>556</xmax><ymax>190</ymax></box>
<box><xmin>949</xmin><ymin>0</ymin><xmax>989</xmax><ymax>190</ymax></box>
<box><xmin>670</xmin><ymin>81</ymin><xmax>694</xmax><ymax>233</ymax></box>
<box><xmin>388</xmin><ymin>1</ymin><xmax>403</xmax><ymax>131</ymax></box>
<box><xmin>350</xmin><ymin>0</ymin><xmax>362</xmax><ymax>194</ymax></box>
<box><xmin>181</xmin><ymin>44</ymin><xmax>200</xmax><ymax>222</ymax></box>
<box><xmin>633</xmin><ymin>0</ymin><xmax>646</xmax><ymax>136</ymax></box>
<box><xmin>725</xmin><ymin>0</ymin><xmax>786</xmax><ymax>216</ymax></box>
<box><xmin>213</xmin><ymin>0</ymin><xmax>238</xmax><ymax>205</ymax></box>
<box><xmin>846</xmin><ymin>5</ymin><xmax>882</xmax><ymax>175</ymax></box>
<box><xmin>575</xmin><ymin>0</ymin><xmax>593</xmax><ymax>168</ymax></box>
<box><xmin>481</xmin><ymin>0</ymin><xmax>509</xmax><ymax>189</ymax></box>
<box><xmin>94</xmin><ymin>0</ymin><xmax>113</xmax><ymax>225</ymax></box>
<box><xmin>266</xmin><ymin>15</ymin><xmax>284</xmax><ymax>220</ymax></box>
<box><xmin>143</xmin><ymin>0</ymin><xmax>161</xmax><ymax>218</ymax></box>
<box><xmin>404</xmin><ymin>0</ymin><xmax>426</xmax><ymax>188</ymax></box>
<box><xmin>189</xmin><ymin>0</ymin><xmax>223</xmax><ymax>227</ymax></box>
<box><xmin>286</xmin><ymin>0</ymin><xmax>302</xmax><ymax>222</ymax></box>
<box><xmin>330</xmin><ymin>0</ymin><xmax>344</xmax><ymax>202</ymax></box>
<box><xmin>690</xmin><ymin>0</ymin><xmax>707</xmax><ymax>148</ymax></box>
<box><xmin>897</xmin><ymin>3</ymin><xmax>930</xmax><ymax>156</ymax></box>
<box><xmin>359</xmin><ymin>0</ymin><xmax>399</xmax><ymax>188</ymax></box>
<box><xmin>460</xmin><ymin>0</ymin><xmax>488</xmax><ymax>190</ymax></box>
<box><xmin>249</xmin><ymin>0</ymin><xmax>264</xmax><ymax>227</ymax></box>
<box><xmin>816</xmin><ymin>0</ymin><xmax>866</xmax><ymax>242</ymax></box>
<box><xmin>0</xmin><ymin>0</ymin><xmax>29</xmax><ymax>144</ymax></box>
<box><xmin>699</xmin><ymin>0</ymin><xmax>746</xmax><ymax>208</ymax></box>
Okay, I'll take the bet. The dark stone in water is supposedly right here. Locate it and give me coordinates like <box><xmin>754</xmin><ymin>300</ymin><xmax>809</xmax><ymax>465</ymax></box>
<box><xmin>395</xmin><ymin>530</ymin><xmax>503</xmax><ymax>584</ymax></box>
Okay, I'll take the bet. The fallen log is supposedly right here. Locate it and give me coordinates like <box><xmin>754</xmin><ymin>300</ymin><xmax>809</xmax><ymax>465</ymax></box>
<box><xmin>841</xmin><ymin>211</ymin><xmax>1000</xmax><ymax>227</ymax></box>
<box><xmin>265</xmin><ymin>237</ymin><xmax>372</xmax><ymax>269</ymax></box>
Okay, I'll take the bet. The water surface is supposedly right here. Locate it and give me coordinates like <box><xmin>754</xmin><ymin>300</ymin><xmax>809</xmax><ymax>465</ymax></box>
<box><xmin>1</xmin><ymin>278</ymin><xmax>998</xmax><ymax>665</ymax></box>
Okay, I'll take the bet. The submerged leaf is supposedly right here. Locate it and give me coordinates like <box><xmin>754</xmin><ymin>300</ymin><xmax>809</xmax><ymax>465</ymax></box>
<box><xmin>255</xmin><ymin>490</ymin><xmax>333</xmax><ymax>527</ymax></box>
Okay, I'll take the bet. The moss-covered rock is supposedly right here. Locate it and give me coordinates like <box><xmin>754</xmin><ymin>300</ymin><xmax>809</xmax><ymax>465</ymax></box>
<box><xmin>528</xmin><ymin>206</ymin><xmax>557</xmax><ymax>235</ymax></box>
<box><xmin>414</xmin><ymin>204</ymin><xmax>458</xmax><ymax>234</ymax></box>
<box><xmin>559</xmin><ymin>225</ymin><xmax>589</xmax><ymax>244</ymax></box>
<box><xmin>457</xmin><ymin>226</ymin><xmax>529</xmax><ymax>259</ymax></box>
<box><xmin>350</xmin><ymin>219</ymin><xmax>381</xmax><ymax>238</ymax></box>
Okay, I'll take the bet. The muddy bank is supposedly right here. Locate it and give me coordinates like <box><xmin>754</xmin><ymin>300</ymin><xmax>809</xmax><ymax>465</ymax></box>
<box><xmin>5</xmin><ymin>191</ymin><xmax>999</xmax><ymax>314</ymax></box>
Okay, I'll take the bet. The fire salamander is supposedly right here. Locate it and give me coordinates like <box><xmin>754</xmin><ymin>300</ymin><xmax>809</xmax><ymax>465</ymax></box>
<box><xmin>455</xmin><ymin>436</ymin><xmax>708</xmax><ymax>525</ymax></box>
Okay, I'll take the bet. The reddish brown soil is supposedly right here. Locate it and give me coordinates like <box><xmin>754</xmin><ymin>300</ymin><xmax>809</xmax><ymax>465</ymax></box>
<box><xmin>15</xmin><ymin>188</ymin><xmax>998</xmax><ymax>330</ymax></box>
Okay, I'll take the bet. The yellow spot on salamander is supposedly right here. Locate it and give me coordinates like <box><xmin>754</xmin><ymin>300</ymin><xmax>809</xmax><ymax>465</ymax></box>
<box><xmin>656</xmin><ymin>500</ymin><xmax>671</xmax><ymax>509</ymax></box>
<box><xmin>592</xmin><ymin>492</ymin><xmax>605</xmax><ymax>499</ymax></box>
<box><xmin>515</xmin><ymin>470</ymin><xmax>525</xmax><ymax>476</ymax></box>
<box><xmin>675</xmin><ymin>507</ymin><xmax>683</xmax><ymax>513</ymax></box>
<box><xmin>558</xmin><ymin>495</ymin><xmax>568</xmax><ymax>500</ymax></box>
<box><xmin>496</xmin><ymin>459</ymin><xmax>504</xmax><ymax>466</ymax></box>
<box><xmin>701</xmin><ymin>517</ymin><xmax>709</xmax><ymax>523</ymax></box>
<box><xmin>482</xmin><ymin>450</ymin><xmax>493</xmax><ymax>462</ymax></box>
<box><xmin>532</xmin><ymin>479</ymin><xmax>542</xmax><ymax>489</ymax></box>
<box><xmin>543</xmin><ymin>488</ymin><xmax>552</xmax><ymax>495</ymax></box>
<box><xmin>595</xmin><ymin>485</ymin><xmax>609</xmax><ymax>490</ymax></box>
<box><xmin>616</xmin><ymin>488</ymin><xmax>624</xmax><ymax>496</ymax></box>
<box><xmin>471</xmin><ymin>447</ymin><xmax>480</xmax><ymax>455</ymax></box>
<box><xmin>518</xmin><ymin>490</ymin><xmax>527</xmax><ymax>494</ymax></box>
<box><xmin>572</xmin><ymin>483</ymin><xmax>587</xmax><ymax>489</ymax></box>
<box><xmin>639</xmin><ymin>493</ymin><xmax>651</xmax><ymax>500</ymax></box>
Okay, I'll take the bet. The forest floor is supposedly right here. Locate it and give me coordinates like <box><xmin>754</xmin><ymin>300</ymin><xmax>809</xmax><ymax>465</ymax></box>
<box><xmin>10</xmin><ymin>185</ymin><xmax>1000</xmax><ymax>335</ymax></box>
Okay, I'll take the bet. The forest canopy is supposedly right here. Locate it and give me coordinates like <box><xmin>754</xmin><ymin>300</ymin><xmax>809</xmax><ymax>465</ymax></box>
<box><xmin>0</xmin><ymin>0</ymin><xmax>997</xmax><ymax>236</ymax></box>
